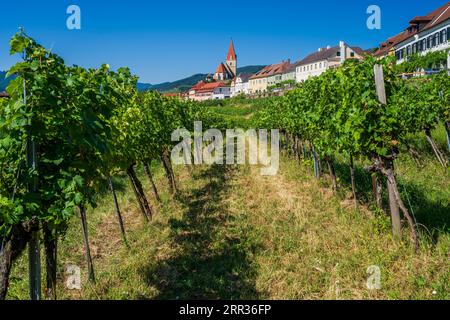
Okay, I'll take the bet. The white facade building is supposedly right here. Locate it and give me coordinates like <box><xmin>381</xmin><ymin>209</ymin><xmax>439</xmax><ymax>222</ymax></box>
<box><xmin>231</xmin><ymin>73</ymin><xmax>252</xmax><ymax>96</ymax></box>
<box><xmin>213</xmin><ymin>85</ymin><xmax>232</xmax><ymax>100</ymax></box>
<box><xmin>296</xmin><ymin>42</ymin><xmax>363</xmax><ymax>83</ymax></box>
<box><xmin>395</xmin><ymin>16</ymin><xmax>450</xmax><ymax>64</ymax></box>
<box><xmin>375</xmin><ymin>2</ymin><xmax>450</xmax><ymax>65</ymax></box>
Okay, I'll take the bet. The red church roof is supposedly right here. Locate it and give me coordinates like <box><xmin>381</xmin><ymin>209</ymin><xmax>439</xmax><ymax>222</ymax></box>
<box><xmin>226</xmin><ymin>39</ymin><xmax>236</xmax><ymax>61</ymax></box>
<box><xmin>190</xmin><ymin>81</ymin><xmax>206</xmax><ymax>91</ymax></box>
<box><xmin>216</xmin><ymin>63</ymin><xmax>226</xmax><ymax>74</ymax></box>
<box><xmin>196</xmin><ymin>82</ymin><xmax>227</xmax><ymax>93</ymax></box>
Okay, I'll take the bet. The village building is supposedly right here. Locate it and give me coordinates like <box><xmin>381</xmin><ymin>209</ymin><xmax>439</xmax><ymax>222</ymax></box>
<box><xmin>213</xmin><ymin>84</ymin><xmax>232</xmax><ymax>100</ymax></box>
<box><xmin>188</xmin><ymin>81</ymin><xmax>205</xmax><ymax>100</ymax></box>
<box><xmin>231</xmin><ymin>73</ymin><xmax>252</xmax><ymax>97</ymax></box>
<box><xmin>374</xmin><ymin>2</ymin><xmax>450</xmax><ymax>66</ymax></box>
<box><xmin>249</xmin><ymin>61</ymin><xmax>291</xmax><ymax>94</ymax></box>
<box><xmin>296</xmin><ymin>42</ymin><xmax>364</xmax><ymax>82</ymax></box>
<box><xmin>189</xmin><ymin>81</ymin><xmax>231</xmax><ymax>101</ymax></box>
<box><xmin>281</xmin><ymin>62</ymin><xmax>298</xmax><ymax>82</ymax></box>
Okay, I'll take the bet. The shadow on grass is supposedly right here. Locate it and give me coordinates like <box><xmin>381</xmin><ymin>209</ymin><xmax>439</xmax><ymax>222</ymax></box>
<box><xmin>140</xmin><ymin>164</ymin><xmax>261</xmax><ymax>299</ymax></box>
<box><xmin>90</xmin><ymin>173</ymin><xmax>128</xmax><ymax>202</ymax></box>
<box><xmin>395</xmin><ymin>178</ymin><xmax>450</xmax><ymax>240</ymax></box>
<box><xmin>333</xmin><ymin>158</ymin><xmax>450</xmax><ymax>240</ymax></box>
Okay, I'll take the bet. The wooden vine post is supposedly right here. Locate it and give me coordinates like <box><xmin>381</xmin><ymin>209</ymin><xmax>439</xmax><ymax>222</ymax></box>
<box><xmin>22</xmin><ymin>42</ymin><xmax>41</xmax><ymax>300</ymax></box>
<box><xmin>374</xmin><ymin>64</ymin><xmax>402</xmax><ymax>238</ymax></box>
<box><xmin>312</xmin><ymin>144</ymin><xmax>320</xmax><ymax>179</ymax></box>
<box><xmin>108</xmin><ymin>175</ymin><xmax>128</xmax><ymax>246</ymax></box>
<box><xmin>144</xmin><ymin>163</ymin><xmax>161</xmax><ymax>203</ymax></box>
<box><xmin>446</xmin><ymin>122</ymin><xmax>450</xmax><ymax>153</ymax></box>
<box><xmin>43</xmin><ymin>225</ymin><xmax>57</xmax><ymax>300</ymax></box>
<box><xmin>349</xmin><ymin>154</ymin><xmax>358</xmax><ymax>208</ymax></box>
<box><xmin>127</xmin><ymin>165</ymin><xmax>152</xmax><ymax>221</ymax></box>
<box><xmin>78</xmin><ymin>205</ymin><xmax>95</xmax><ymax>283</ymax></box>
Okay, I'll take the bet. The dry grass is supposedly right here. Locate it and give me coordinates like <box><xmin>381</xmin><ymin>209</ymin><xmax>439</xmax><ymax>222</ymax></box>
<box><xmin>6</xmin><ymin>155</ymin><xmax>449</xmax><ymax>300</ymax></box>
<box><xmin>233</xmin><ymin>157</ymin><xmax>449</xmax><ymax>300</ymax></box>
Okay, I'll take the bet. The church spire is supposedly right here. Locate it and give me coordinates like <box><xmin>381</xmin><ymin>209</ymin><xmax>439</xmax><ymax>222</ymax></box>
<box><xmin>226</xmin><ymin>39</ymin><xmax>237</xmax><ymax>61</ymax></box>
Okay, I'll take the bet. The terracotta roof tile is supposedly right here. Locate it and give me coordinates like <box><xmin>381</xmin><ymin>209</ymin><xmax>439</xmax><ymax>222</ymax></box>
<box><xmin>196</xmin><ymin>81</ymin><xmax>227</xmax><ymax>93</ymax></box>
<box><xmin>375</xmin><ymin>2</ymin><xmax>450</xmax><ymax>56</ymax></box>
<box><xmin>422</xmin><ymin>2</ymin><xmax>450</xmax><ymax>32</ymax></box>
<box><xmin>250</xmin><ymin>61</ymin><xmax>291</xmax><ymax>79</ymax></box>
<box><xmin>190</xmin><ymin>81</ymin><xmax>206</xmax><ymax>91</ymax></box>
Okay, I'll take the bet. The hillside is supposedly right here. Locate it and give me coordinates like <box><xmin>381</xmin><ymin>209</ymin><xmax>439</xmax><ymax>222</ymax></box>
<box><xmin>0</xmin><ymin>71</ymin><xmax>15</xmax><ymax>91</ymax></box>
<box><xmin>138</xmin><ymin>65</ymin><xmax>266</xmax><ymax>93</ymax></box>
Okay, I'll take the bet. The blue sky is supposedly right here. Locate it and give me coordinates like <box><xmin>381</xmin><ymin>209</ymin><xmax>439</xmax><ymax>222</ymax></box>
<box><xmin>0</xmin><ymin>1</ymin><xmax>447</xmax><ymax>83</ymax></box>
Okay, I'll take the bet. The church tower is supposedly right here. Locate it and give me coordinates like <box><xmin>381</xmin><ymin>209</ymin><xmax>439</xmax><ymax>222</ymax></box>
<box><xmin>226</xmin><ymin>39</ymin><xmax>237</xmax><ymax>77</ymax></box>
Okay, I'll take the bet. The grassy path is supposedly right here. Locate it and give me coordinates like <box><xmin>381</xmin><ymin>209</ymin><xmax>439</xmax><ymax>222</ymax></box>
<box><xmin>7</xmin><ymin>154</ymin><xmax>449</xmax><ymax>300</ymax></box>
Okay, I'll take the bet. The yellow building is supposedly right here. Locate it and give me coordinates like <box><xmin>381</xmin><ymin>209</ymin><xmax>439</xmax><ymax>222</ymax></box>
<box><xmin>248</xmin><ymin>61</ymin><xmax>291</xmax><ymax>94</ymax></box>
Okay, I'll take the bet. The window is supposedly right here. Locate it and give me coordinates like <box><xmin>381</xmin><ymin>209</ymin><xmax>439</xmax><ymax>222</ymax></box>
<box><xmin>433</xmin><ymin>33</ymin><xmax>439</xmax><ymax>46</ymax></box>
<box><xmin>350</xmin><ymin>52</ymin><xmax>355</xmax><ymax>57</ymax></box>
<box><xmin>406</xmin><ymin>45</ymin><xmax>411</xmax><ymax>56</ymax></box>
<box><xmin>448</xmin><ymin>27</ymin><xmax>450</xmax><ymax>41</ymax></box>
<box><xmin>337</xmin><ymin>51</ymin><xmax>341</xmax><ymax>57</ymax></box>
<box><xmin>442</xmin><ymin>29</ymin><xmax>447</xmax><ymax>43</ymax></box>
<box><xmin>440</xmin><ymin>30</ymin><xmax>445</xmax><ymax>44</ymax></box>
<box><xmin>427</xmin><ymin>36</ymin><xmax>432</xmax><ymax>48</ymax></box>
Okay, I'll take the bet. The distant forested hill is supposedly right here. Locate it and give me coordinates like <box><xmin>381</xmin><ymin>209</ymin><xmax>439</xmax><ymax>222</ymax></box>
<box><xmin>0</xmin><ymin>71</ymin><xmax>16</xmax><ymax>91</ymax></box>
